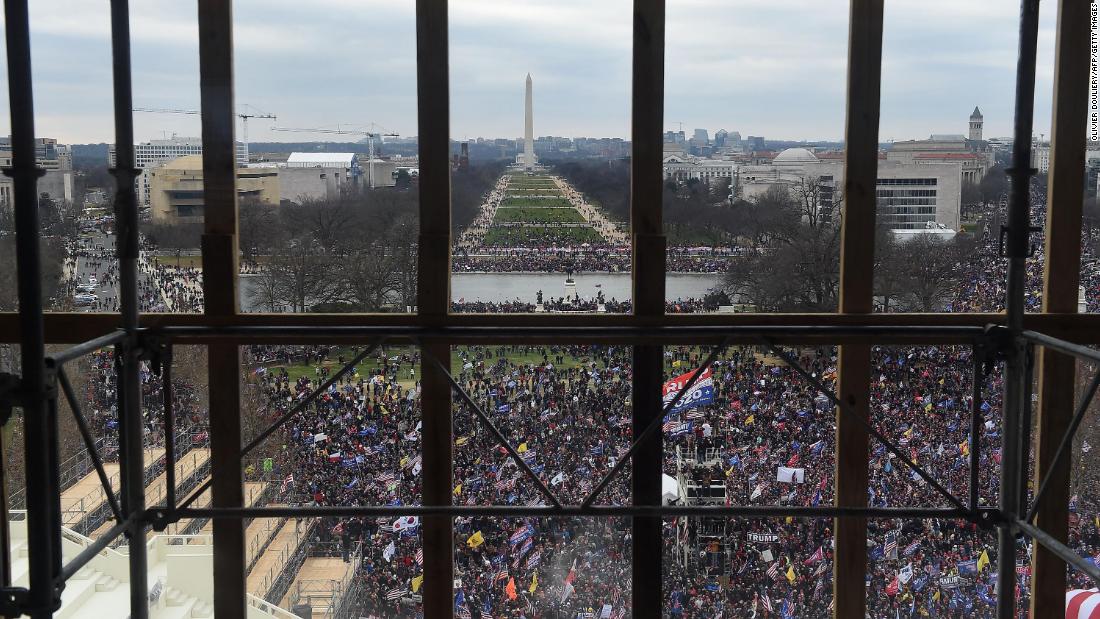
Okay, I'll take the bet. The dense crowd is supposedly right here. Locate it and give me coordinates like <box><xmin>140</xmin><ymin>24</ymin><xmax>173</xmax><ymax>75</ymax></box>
<box><xmin>49</xmin><ymin>176</ymin><xmax>1100</xmax><ymax>619</ymax></box>
<box><xmin>232</xmin><ymin>329</ymin><xmax>1100</xmax><ymax>619</ymax></box>
<box><xmin>65</xmin><ymin>232</ymin><xmax>205</xmax><ymax>313</ymax></box>
<box><xmin>451</xmin><ymin>247</ymin><xmax>738</xmax><ymax>274</ymax></box>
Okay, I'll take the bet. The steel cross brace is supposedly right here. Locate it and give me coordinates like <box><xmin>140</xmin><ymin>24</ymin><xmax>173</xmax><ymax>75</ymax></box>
<box><xmin>759</xmin><ymin>337</ymin><xmax>971</xmax><ymax>514</ymax></box>
<box><xmin>168</xmin><ymin>339</ymin><xmax>386</xmax><ymax>518</ymax></box>
<box><xmin>422</xmin><ymin>349</ymin><xmax>563</xmax><ymax>508</ymax></box>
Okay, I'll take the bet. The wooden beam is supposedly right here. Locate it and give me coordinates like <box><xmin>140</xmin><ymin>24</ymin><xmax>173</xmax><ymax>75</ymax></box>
<box><xmin>834</xmin><ymin>0</ymin><xmax>884</xmax><ymax>617</ymax></box>
<box><xmin>197</xmin><ymin>1</ymin><xmax>244</xmax><ymax>616</ymax></box>
<box><xmin>630</xmin><ymin>1</ymin><xmax>666</xmax><ymax>616</ymax></box>
<box><xmin>414</xmin><ymin>0</ymin><xmax>453</xmax><ymax>617</ymax></box>
<box><xmin>1029</xmin><ymin>0</ymin><xmax>1091</xmax><ymax>615</ymax></box>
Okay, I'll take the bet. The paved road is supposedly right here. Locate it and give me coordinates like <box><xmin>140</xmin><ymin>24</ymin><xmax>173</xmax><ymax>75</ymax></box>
<box><xmin>69</xmin><ymin>230</ymin><xmax>161</xmax><ymax>312</ymax></box>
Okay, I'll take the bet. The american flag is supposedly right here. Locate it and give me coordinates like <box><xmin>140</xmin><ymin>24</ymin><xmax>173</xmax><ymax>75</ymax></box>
<box><xmin>766</xmin><ymin>562</ymin><xmax>780</xmax><ymax>580</ymax></box>
<box><xmin>495</xmin><ymin>569</ymin><xmax>509</xmax><ymax>582</ymax></box>
<box><xmin>761</xmin><ymin>591</ymin><xmax>773</xmax><ymax>612</ymax></box>
<box><xmin>386</xmin><ymin>587</ymin><xmax>405</xmax><ymax>601</ymax></box>
<box><xmin>884</xmin><ymin>533</ymin><xmax>898</xmax><ymax>560</ymax></box>
<box><xmin>495</xmin><ymin>477</ymin><xmax>515</xmax><ymax>492</ymax></box>
<box><xmin>611</xmin><ymin>609</ymin><xmax>626</xmax><ymax>619</ymax></box>
<box><xmin>415</xmin><ymin>548</ymin><xmax>423</xmax><ymax>566</ymax></box>
<box><xmin>280</xmin><ymin>474</ymin><xmax>294</xmax><ymax>494</ymax></box>
<box><xmin>661</xmin><ymin>419</ymin><xmax>678</xmax><ymax>432</ymax></box>
<box><xmin>378</xmin><ymin>472</ymin><xmax>398</xmax><ymax>486</ymax></box>
<box><xmin>456</xmin><ymin>604</ymin><xmax>472</xmax><ymax>619</ymax></box>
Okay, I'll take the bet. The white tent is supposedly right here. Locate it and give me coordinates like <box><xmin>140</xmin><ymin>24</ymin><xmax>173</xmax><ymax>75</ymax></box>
<box><xmin>662</xmin><ymin>474</ymin><xmax>680</xmax><ymax>505</ymax></box>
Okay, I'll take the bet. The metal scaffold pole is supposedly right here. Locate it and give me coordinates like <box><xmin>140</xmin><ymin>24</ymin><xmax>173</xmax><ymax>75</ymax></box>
<box><xmin>2</xmin><ymin>0</ymin><xmax>60</xmax><ymax>617</ymax></box>
<box><xmin>998</xmin><ymin>0</ymin><xmax>1041</xmax><ymax>617</ymax></box>
<box><xmin>108</xmin><ymin>1</ymin><xmax>149</xmax><ymax>616</ymax></box>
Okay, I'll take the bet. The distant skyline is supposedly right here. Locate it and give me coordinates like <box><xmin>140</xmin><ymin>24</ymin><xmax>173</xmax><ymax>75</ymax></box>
<box><xmin>0</xmin><ymin>0</ymin><xmax>1060</xmax><ymax>145</ymax></box>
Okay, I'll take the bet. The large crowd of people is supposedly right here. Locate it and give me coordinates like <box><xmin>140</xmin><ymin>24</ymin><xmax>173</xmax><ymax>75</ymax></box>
<box><xmin>43</xmin><ymin>175</ymin><xmax>1100</xmax><ymax>619</ymax></box>
<box><xmin>451</xmin><ymin>247</ymin><xmax>739</xmax><ymax>274</ymax></box>
<box><xmin>230</xmin><ymin>332</ymin><xmax>1100</xmax><ymax>618</ymax></box>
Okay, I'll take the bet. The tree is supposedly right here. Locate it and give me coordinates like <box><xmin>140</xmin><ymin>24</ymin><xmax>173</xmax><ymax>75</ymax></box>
<box><xmin>394</xmin><ymin>168</ymin><xmax>412</xmax><ymax>190</ymax></box>
<box><xmin>979</xmin><ymin>165</ymin><xmax>1008</xmax><ymax>204</ymax></box>
<box><xmin>873</xmin><ymin>227</ymin><xmax>907</xmax><ymax>312</ymax></box>
<box><xmin>898</xmin><ymin>234</ymin><xmax>967</xmax><ymax>311</ymax></box>
<box><xmin>724</xmin><ymin>218</ymin><xmax>840</xmax><ymax>312</ymax></box>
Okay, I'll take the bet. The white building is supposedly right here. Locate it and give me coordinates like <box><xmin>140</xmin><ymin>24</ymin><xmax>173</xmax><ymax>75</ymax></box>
<box><xmin>697</xmin><ymin>147</ymin><xmax>963</xmax><ymax>231</ymax></box>
<box><xmin>662</xmin><ymin>154</ymin><xmax>738</xmax><ymax>184</ymax></box>
<box><xmin>1031</xmin><ymin>142</ymin><xmax>1050</xmax><ymax>174</ymax></box>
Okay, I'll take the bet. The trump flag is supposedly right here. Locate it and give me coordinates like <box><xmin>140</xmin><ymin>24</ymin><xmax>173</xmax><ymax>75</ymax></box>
<box><xmin>663</xmin><ymin>367</ymin><xmax>715</xmax><ymax>414</ymax></box>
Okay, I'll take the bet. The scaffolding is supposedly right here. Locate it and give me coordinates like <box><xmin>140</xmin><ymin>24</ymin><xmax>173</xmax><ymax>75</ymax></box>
<box><xmin>673</xmin><ymin>446</ymin><xmax>728</xmax><ymax>575</ymax></box>
<box><xmin>0</xmin><ymin>0</ymin><xmax>1095</xmax><ymax>618</ymax></box>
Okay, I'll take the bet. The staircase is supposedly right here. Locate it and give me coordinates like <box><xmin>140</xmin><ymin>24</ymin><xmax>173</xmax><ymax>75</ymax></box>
<box><xmin>7</xmin><ymin>513</ymin><xmax>296</xmax><ymax>618</ymax></box>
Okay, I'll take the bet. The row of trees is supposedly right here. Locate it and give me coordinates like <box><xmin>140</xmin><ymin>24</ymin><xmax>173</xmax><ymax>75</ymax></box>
<box><xmin>0</xmin><ymin>194</ymin><xmax>78</xmax><ymax>312</ymax></box>
<box><xmin>724</xmin><ymin>183</ymin><xmax>982</xmax><ymax>313</ymax></box>
<box><xmin>243</xmin><ymin>190</ymin><xmax>419</xmax><ymax>312</ymax></box>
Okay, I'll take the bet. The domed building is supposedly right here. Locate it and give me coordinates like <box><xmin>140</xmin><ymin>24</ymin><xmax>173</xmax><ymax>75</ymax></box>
<box><xmin>771</xmin><ymin>147</ymin><xmax>819</xmax><ymax>167</ymax></box>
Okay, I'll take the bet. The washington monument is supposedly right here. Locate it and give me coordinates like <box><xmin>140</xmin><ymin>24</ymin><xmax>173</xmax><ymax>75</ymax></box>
<box><xmin>523</xmin><ymin>73</ymin><xmax>536</xmax><ymax>170</ymax></box>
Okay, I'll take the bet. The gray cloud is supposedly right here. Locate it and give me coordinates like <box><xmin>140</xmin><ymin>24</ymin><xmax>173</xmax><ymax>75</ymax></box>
<box><xmin>0</xmin><ymin>0</ymin><xmax>1061</xmax><ymax>144</ymax></box>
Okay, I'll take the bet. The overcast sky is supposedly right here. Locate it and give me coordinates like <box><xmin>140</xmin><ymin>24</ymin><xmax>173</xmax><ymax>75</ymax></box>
<box><xmin>0</xmin><ymin>0</ymin><xmax>1061</xmax><ymax>144</ymax></box>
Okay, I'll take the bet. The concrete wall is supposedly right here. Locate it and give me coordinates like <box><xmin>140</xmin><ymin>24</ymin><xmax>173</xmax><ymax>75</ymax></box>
<box><xmin>277</xmin><ymin>166</ymin><xmax>353</xmax><ymax>204</ymax></box>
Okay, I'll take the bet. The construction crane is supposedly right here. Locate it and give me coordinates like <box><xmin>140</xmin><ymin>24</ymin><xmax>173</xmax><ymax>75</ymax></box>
<box><xmin>132</xmin><ymin>105</ymin><xmax>276</xmax><ymax>163</ymax></box>
<box><xmin>269</xmin><ymin>126</ymin><xmax>399</xmax><ymax>189</ymax></box>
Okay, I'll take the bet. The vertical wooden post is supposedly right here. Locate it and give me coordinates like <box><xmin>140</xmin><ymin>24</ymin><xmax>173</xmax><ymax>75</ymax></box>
<box><xmin>197</xmin><ymin>1</ymin><xmax>244</xmax><ymax>616</ymax></box>
<box><xmin>631</xmin><ymin>1</ymin><xmax>666</xmax><ymax>616</ymax></box>
<box><xmin>834</xmin><ymin>1</ymin><xmax>883</xmax><ymax>617</ymax></box>
<box><xmin>415</xmin><ymin>1</ymin><xmax>453</xmax><ymax>617</ymax></box>
<box><xmin>1029</xmin><ymin>0</ymin><xmax>1090</xmax><ymax>615</ymax></box>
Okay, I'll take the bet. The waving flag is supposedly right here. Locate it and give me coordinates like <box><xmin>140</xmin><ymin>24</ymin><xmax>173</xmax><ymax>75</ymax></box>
<box><xmin>803</xmin><ymin>547</ymin><xmax>824</xmax><ymax>566</ymax></box>
<box><xmin>761</xmin><ymin>592</ymin><xmax>773</xmax><ymax>613</ymax></box>
<box><xmin>525</xmin><ymin>550</ymin><xmax>541</xmax><ymax>570</ymax></box>
<box><xmin>667</xmin><ymin>421</ymin><xmax>694</xmax><ymax>437</ymax></box>
<box><xmin>392</xmin><ymin>516</ymin><xmax>420</xmax><ymax>533</ymax></box>
<box><xmin>663</xmin><ymin>367</ymin><xmax>715</xmax><ymax>413</ymax></box>
<box><xmin>509</xmin><ymin>523</ymin><xmax>535</xmax><ymax>546</ymax></box>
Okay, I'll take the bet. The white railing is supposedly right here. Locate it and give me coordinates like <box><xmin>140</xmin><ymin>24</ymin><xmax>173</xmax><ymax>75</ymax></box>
<box><xmin>246</xmin><ymin>594</ymin><xmax>301</xmax><ymax>619</ymax></box>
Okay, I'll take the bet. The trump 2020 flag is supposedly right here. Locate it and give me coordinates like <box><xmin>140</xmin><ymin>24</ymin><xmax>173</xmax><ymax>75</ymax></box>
<box><xmin>663</xmin><ymin>367</ymin><xmax>715</xmax><ymax>414</ymax></box>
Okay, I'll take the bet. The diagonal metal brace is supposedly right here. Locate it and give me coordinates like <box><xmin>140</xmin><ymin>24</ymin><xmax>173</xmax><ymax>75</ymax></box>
<box><xmin>580</xmin><ymin>337</ymin><xmax>731</xmax><ymax>509</ymax></box>
<box><xmin>1024</xmin><ymin>367</ymin><xmax>1100</xmax><ymax>523</ymax></box>
<box><xmin>55</xmin><ymin>367</ymin><xmax>124</xmax><ymax>526</ymax></box>
<box><xmin>178</xmin><ymin>339</ymin><xmax>384</xmax><ymax>512</ymax></box>
<box><xmin>424</xmin><ymin>351</ymin><xmax>563</xmax><ymax>509</ymax></box>
<box><xmin>761</xmin><ymin>338</ymin><xmax>969</xmax><ymax>513</ymax></box>
<box><xmin>1016</xmin><ymin>518</ymin><xmax>1100</xmax><ymax>588</ymax></box>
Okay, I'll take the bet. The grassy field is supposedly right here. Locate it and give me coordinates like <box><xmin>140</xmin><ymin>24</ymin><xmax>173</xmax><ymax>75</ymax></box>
<box><xmin>250</xmin><ymin>345</ymin><xmax>603</xmax><ymax>386</ymax></box>
<box><xmin>483</xmin><ymin>226</ymin><xmax>605</xmax><ymax>246</ymax></box>
<box><xmin>249</xmin><ymin>344</ymin><xmax>773</xmax><ymax>389</ymax></box>
<box><xmin>153</xmin><ymin>254</ymin><xmax>203</xmax><ymax>269</ymax></box>
<box><xmin>494</xmin><ymin>207</ymin><xmax>586</xmax><ymax>224</ymax></box>
<box><xmin>505</xmin><ymin>189</ymin><xmax>561</xmax><ymax>196</ymax></box>
<box><xmin>500</xmin><ymin>197</ymin><xmax>572</xmax><ymax>208</ymax></box>
<box><xmin>508</xmin><ymin>178</ymin><xmax>558</xmax><ymax>189</ymax></box>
